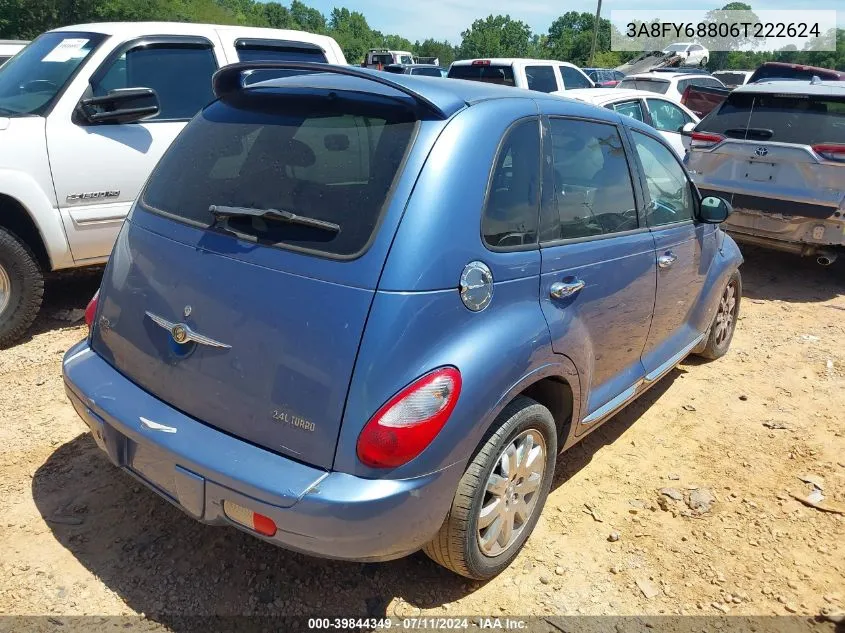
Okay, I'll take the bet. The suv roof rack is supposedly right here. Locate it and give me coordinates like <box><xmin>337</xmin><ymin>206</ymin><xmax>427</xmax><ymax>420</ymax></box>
<box><xmin>212</xmin><ymin>61</ymin><xmax>449</xmax><ymax>119</ymax></box>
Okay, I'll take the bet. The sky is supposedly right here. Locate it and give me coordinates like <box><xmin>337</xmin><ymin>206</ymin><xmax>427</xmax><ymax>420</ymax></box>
<box><xmin>289</xmin><ymin>0</ymin><xmax>844</xmax><ymax>44</ymax></box>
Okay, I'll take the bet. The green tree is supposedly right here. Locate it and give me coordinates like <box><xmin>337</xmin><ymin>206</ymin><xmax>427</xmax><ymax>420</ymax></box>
<box><xmin>702</xmin><ymin>2</ymin><xmax>758</xmax><ymax>70</ymax></box>
<box><xmin>290</xmin><ymin>0</ymin><xmax>325</xmax><ymax>33</ymax></box>
<box><xmin>458</xmin><ymin>14</ymin><xmax>534</xmax><ymax>59</ymax></box>
<box><xmin>414</xmin><ymin>38</ymin><xmax>457</xmax><ymax>65</ymax></box>
<box><xmin>260</xmin><ymin>2</ymin><xmax>294</xmax><ymax>30</ymax></box>
<box><xmin>329</xmin><ymin>7</ymin><xmax>378</xmax><ymax>63</ymax></box>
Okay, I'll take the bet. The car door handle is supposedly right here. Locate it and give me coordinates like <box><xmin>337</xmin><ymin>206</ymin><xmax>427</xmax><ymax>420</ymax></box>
<box><xmin>658</xmin><ymin>252</ymin><xmax>678</xmax><ymax>269</ymax></box>
<box><xmin>550</xmin><ymin>279</ymin><xmax>586</xmax><ymax>299</ymax></box>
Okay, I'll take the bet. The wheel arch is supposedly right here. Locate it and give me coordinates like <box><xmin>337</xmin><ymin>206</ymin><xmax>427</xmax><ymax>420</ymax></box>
<box><xmin>0</xmin><ymin>193</ymin><xmax>50</xmax><ymax>269</ymax></box>
<box><xmin>484</xmin><ymin>355</ymin><xmax>584</xmax><ymax>457</ymax></box>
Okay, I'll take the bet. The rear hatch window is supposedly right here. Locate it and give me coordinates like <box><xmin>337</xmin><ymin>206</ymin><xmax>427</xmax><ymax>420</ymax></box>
<box><xmin>92</xmin><ymin>87</ymin><xmax>422</xmax><ymax>470</ymax></box>
<box><xmin>141</xmin><ymin>91</ymin><xmax>417</xmax><ymax>258</ymax></box>
<box><xmin>713</xmin><ymin>72</ymin><xmax>748</xmax><ymax>87</ymax></box>
<box><xmin>448</xmin><ymin>63</ymin><xmax>515</xmax><ymax>86</ymax></box>
<box><xmin>698</xmin><ymin>91</ymin><xmax>845</xmax><ymax>145</ymax></box>
<box><xmin>617</xmin><ymin>78</ymin><xmax>669</xmax><ymax>94</ymax></box>
<box><xmin>749</xmin><ymin>65</ymin><xmax>843</xmax><ymax>83</ymax></box>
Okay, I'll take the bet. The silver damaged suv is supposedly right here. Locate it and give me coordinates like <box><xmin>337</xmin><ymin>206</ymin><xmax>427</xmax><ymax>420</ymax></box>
<box><xmin>686</xmin><ymin>80</ymin><xmax>845</xmax><ymax>266</ymax></box>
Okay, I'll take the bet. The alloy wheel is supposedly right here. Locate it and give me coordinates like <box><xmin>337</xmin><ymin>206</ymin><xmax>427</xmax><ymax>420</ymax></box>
<box><xmin>713</xmin><ymin>280</ymin><xmax>737</xmax><ymax>347</ymax></box>
<box><xmin>477</xmin><ymin>429</ymin><xmax>546</xmax><ymax>557</ymax></box>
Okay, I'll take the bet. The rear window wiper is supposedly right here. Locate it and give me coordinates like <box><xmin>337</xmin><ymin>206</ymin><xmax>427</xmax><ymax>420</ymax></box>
<box><xmin>209</xmin><ymin>205</ymin><xmax>340</xmax><ymax>233</ymax></box>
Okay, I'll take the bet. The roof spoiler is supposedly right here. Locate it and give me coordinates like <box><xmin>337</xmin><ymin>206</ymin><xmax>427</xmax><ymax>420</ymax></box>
<box><xmin>212</xmin><ymin>61</ymin><xmax>448</xmax><ymax>119</ymax></box>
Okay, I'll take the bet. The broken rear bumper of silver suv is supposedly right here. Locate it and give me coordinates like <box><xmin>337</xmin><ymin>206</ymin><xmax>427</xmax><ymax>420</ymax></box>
<box><xmin>724</xmin><ymin>208</ymin><xmax>844</xmax><ymax>260</ymax></box>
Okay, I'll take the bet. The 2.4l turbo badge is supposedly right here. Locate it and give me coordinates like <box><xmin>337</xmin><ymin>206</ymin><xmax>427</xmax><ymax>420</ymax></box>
<box><xmin>66</xmin><ymin>190</ymin><xmax>120</xmax><ymax>203</ymax></box>
<box><xmin>272</xmin><ymin>408</ymin><xmax>315</xmax><ymax>432</ymax></box>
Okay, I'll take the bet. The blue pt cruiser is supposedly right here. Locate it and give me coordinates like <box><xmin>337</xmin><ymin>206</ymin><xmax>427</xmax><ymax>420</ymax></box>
<box><xmin>63</xmin><ymin>62</ymin><xmax>742</xmax><ymax>580</ymax></box>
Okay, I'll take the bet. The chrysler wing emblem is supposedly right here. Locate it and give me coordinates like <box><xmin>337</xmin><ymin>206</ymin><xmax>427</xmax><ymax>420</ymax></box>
<box><xmin>145</xmin><ymin>311</ymin><xmax>231</xmax><ymax>349</ymax></box>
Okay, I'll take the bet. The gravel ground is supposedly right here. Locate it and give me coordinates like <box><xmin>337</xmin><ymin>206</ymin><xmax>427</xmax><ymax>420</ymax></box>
<box><xmin>0</xmin><ymin>248</ymin><xmax>843</xmax><ymax>627</ymax></box>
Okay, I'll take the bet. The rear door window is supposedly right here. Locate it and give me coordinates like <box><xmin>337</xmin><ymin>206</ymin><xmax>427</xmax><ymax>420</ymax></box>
<box><xmin>691</xmin><ymin>77</ymin><xmax>724</xmax><ymax>88</ymax></box>
<box><xmin>140</xmin><ymin>92</ymin><xmax>417</xmax><ymax>258</ymax></box>
<box><xmin>618</xmin><ymin>78</ymin><xmax>670</xmax><ymax>94</ymax></box>
<box><xmin>448</xmin><ymin>64</ymin><xmax>515</xmax><ymax>87</ymax></box>
<box><xmin>526</xmin><ymin>65</ymin><xmax>558</xmax><ymax>93</ymax></box>
<box><xmin>609</xmin><ymin>100</ymin><xmax>645</xmax><ymax>122</ymax></box>
<box><xmin>698</xmin><ymin>92</ymin><xmax>845</xmax><ymax>145</ymax></box>
<box><xmin>541</xmin><ymin>118</ymin><xmax>638</xmax><ymax>241</ymax></box>
<box><xmin>560</xmin><ymin>65</ymin><xmax>592</xmax><ymax>89</ymax></box>
<box><xmin>482</xmin><ymin>119</ymin><xmax>541</xmax><ymax>249</ymax></box>
<box><xmin>646</xmin><ymin>99</ymin><xmax>692</xmax><ymax>132</ymax></box>
<box><xmin>235</xmin><ymin>40</ymin><xmax>328</xmax><ymax>63</ymax></box>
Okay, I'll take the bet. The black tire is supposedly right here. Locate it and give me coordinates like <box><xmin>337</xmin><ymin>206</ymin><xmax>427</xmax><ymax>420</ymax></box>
<box><xmin>0</xmin><ymin>227</ymin><xmax>44</xmax><ymax>348</ymax></box>
<box><xmin>695</xmin><ymin>269</ymin><xmax>741</xmax><ymax>360</ymax></box>
<box><xmin>700</xmin><ymin>57</ymin><xmax>708</xmax><ymax>67</ymax></box>
<box><xmin>423</xmin><ymin>396</ymin><xmax>557</xmax><ymax>580</ymax></box>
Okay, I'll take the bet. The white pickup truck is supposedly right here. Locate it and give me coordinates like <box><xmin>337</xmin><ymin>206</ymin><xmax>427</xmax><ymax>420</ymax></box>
<box><xmin>0</xmin><ymin>22</ymin><xmax>346</xmax><ymax>345</ymax></box>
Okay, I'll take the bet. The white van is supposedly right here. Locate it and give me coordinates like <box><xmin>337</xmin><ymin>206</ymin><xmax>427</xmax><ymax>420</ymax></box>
<box><xmin>448</xmin><ymin>58</ymin><xmax>595</xmax><ymax>92</ymax></box>
<box><xmin>0</xmin><ymin>22</ymin><xmax>345</xmax><ymax>344</ymax></box>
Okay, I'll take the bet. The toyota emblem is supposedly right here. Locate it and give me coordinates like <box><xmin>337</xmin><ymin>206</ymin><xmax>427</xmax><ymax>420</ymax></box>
<box><xmin>755</xmin><ymin>147</ymin><xmax>768</xmax><ymax>157</ymax></box>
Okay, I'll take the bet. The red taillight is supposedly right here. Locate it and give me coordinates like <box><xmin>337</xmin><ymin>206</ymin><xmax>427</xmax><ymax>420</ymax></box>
<box><xmin>813</xmin><ymin>144</ymin><xmax>845</xmax><ymax>162</ymax></box>
<box><xmin>84</xmin><ymin>290</ymin><xmax>99</xmax><ymax>331</ymax></box>
<box><xmin>472</xmin><ymin>59</ymin><xmax>491</xmax><ymax>66</ymax></box>
<box><xmin>690</xmin><ymin>132</ymin><xmax>725</xmax><ymax>149</ymax></box>
<box><xmin>681</xmin><ymin>85</ymin><xmax>691</xmax><ymax>105</ymax></box>
<box><xmin>357</xmin><ymin>367</ymin><xmax>462</xmax><ymax>468</ymax></box>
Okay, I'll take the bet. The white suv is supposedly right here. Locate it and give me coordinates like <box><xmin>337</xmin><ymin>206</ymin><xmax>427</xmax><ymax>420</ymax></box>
<box><xmin>448</xmin><ymin>59</ymin><xmax>595</xmax><ymax>92</ymax></box>
<box><xmin>617</xmin><ymin>71</ymin><xmax>725</xmax><ymax>104</ymax></box>
<box><xmin>0</xmin><ymin>22</ymin><xmax>345</xmax><ymax>345</ymax></box>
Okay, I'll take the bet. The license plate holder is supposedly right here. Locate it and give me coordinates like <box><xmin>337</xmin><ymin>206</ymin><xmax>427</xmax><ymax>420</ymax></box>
<box><xmin>745</xmin><ymin>161</ymin><xmax>775</xmax><ymax>182</ymax></box>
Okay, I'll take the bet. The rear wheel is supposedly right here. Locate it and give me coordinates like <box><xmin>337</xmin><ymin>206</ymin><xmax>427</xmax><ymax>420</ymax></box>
<box><xmin>700</xmin><ymin>57</ymin><xmax>709</xmax><ymax>67</ymax></box>
<box><xmin>423</xmin><ymin>396</ymin><xmax>557</xmax><ymax>579</ymax></box>
<box><xmin>695</xmin><ymin>270</ymin><xmax>741</xmax><ymax>360</ymax></box>
<box><xmin>0</xmin><ymin>227</ymin><xmax>44</xmax><ymax>348</ymax></box>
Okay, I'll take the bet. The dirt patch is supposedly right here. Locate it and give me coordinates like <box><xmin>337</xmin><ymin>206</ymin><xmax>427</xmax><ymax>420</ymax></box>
<box><xmin>0</xmin><ymin>250</ymin><xmax>843</xmax><ymax>624</ymax></box>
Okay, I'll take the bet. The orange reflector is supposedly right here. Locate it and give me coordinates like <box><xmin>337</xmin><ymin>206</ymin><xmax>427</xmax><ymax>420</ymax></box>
<box><xmin>222</xmin><ymin>500</ymin><xmax>277</xmax><ymax>536</ymax></box>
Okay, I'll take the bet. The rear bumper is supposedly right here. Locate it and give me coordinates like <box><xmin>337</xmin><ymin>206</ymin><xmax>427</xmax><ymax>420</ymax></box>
<box><xmin>698</xmin><ymin>188</ymin><xmax>845</xmax><ymax>253</ymax></box>
<box><xmin>61</xmin><ymin>341</ymin><xmax>459</xmax><ymax>562</ymax></box>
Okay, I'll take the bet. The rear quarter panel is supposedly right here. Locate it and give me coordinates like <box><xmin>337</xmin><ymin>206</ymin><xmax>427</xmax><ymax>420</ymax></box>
<box><xmin>335</xmin><ymin>98</ymin><xmax>583</xmax><ymax>480</ymax></box>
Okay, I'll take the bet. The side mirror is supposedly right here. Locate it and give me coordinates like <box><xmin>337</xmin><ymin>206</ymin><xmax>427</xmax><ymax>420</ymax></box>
<box><xmin>680</xmin><ymin>121</ymin><xmax>696</xmax><ymax>137</ymax></box>
<box><xmin>78</xmin><ymin>87</ymin><xmax>160</xmax><ymax>125</ymax></box>
<box><xmin>699</xmin><ymin>196</ymin><xmax>732</xmax><ymax>223</ymax></box>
